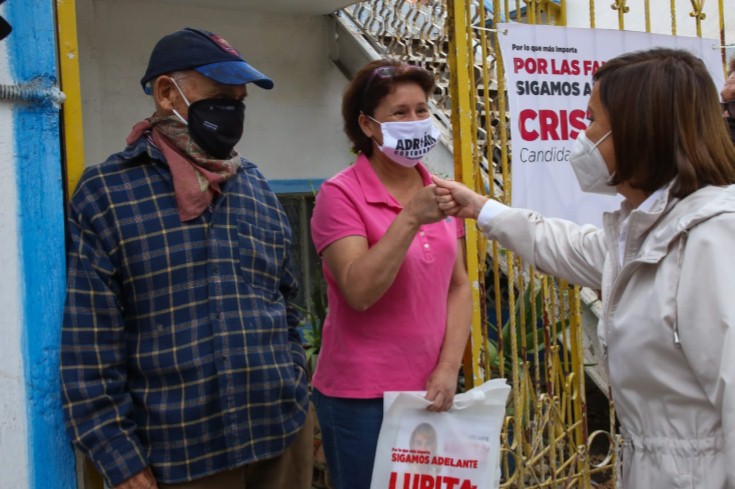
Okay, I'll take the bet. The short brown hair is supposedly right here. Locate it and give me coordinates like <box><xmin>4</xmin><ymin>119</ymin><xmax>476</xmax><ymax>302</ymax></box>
<box><xmin>342</xmin><ymin>60</ymin><xmax>435</xmax><ymax>157</ymax></box>
<box><xmin>594</xmin><ymin>48</ymin><xmax>735</xmax><ymax>198</ymax></box>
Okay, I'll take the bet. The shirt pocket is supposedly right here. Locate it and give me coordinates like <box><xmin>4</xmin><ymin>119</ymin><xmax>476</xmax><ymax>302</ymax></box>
<box><xmin>237</xmin><ymin>220</ymin><xmax>286</xmax><ymax>296</ymax></box>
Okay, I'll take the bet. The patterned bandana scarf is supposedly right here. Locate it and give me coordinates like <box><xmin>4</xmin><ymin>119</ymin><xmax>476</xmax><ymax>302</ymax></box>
<box><xmin>126</xmin><ymin>114</ymin><xmax>240</xmax><ymax>221</ymax></box>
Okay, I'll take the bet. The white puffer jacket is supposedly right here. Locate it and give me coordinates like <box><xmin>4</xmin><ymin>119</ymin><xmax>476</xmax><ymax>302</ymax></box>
<box><xmin>478</xmin><ymin>184</ymin><xmax>735</xmax><ymax>489</ymax></box>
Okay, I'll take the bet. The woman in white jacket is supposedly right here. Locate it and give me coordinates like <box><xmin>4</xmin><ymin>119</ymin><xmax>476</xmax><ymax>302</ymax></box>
<box><xmin>434</xmin><ymin>48</ymin><xmax>735</xmax><ymax>488</ymax></box>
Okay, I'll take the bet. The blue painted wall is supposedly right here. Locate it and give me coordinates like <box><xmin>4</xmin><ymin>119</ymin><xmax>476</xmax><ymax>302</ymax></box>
<box><xmin>271</xmin><ymin>178</ymin><xmax>325</xmax><ymax>195</ymax></box>
<box><xmin>7</xmin><ymin>1</ymin><xmax>76</xmax><ymax>488</ymax></box>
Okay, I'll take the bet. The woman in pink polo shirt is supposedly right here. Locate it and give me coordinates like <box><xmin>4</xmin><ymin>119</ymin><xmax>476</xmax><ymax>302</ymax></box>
<box><xmin>310</xmin><ymin>60</ymin><xmax>472</xmax><ymax>489</ymax></box>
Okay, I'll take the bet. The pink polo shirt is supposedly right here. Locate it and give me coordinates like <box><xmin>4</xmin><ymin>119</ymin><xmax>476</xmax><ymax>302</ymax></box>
<box><xmin>310</xmin><ymin>154</ymin><xmax>464</xmax><ymax>399</ymax></box>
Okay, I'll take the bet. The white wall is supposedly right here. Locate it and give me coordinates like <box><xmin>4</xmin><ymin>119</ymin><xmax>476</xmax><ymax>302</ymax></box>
<box><xmin>76</xmin><ymin>0</ymin><xmax>354</xmax><ymax>182</ymax></box>
<box><xmin>0</xmin><ymin>4</ymin><xmax>30</xmax><ymax>488</ymax></box>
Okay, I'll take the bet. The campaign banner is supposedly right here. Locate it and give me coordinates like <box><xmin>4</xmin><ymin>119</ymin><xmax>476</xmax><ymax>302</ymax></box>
<box><xmin>370</xmin><ymin>379</ymin><xmax>510</xmax><ymax>489</ymax></box>
<box><xmin>497</xmin><ymin>23</ymin><xmax>724</xmax><ymax>226</ymax></box>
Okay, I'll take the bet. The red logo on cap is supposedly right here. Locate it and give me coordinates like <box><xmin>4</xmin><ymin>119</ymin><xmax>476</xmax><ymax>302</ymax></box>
<box><xmin>208</xmin><ymin>33</ymin><xmax>241</xmax><ymax>57</ymax></box>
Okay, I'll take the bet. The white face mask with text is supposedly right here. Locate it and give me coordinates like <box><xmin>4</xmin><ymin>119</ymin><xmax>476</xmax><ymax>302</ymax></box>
<box><xmin>568</xmin><ymin>130</ymin><xmax>615</xmax><ymax>195</ymax></box>
<box><xmin>368</xmin><ymin>115</ymin><xmax>440</xmax><ymax>167</ymax></box>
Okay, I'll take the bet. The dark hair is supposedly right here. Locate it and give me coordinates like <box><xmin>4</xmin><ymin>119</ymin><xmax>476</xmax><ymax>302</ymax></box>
<box><xmin>409</xmin><ymin>423</ymin><xmax>437</xmax><ymax>448</ymax></box>
<box><xmin>593</xmin><ymin>48</ymin><xmax>735</xmax><ymax>198</ymax></box>
<box><xmin>342</xmin><ymin>59</ymin><xmax>435</xmax><ymax>157</ymax></box>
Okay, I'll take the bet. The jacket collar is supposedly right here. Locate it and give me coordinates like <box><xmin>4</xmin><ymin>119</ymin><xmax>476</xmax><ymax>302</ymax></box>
<box><xmin>604</xmin><ymin>181</ymin><xmax>735</xmax><ymax>264</ymax></box>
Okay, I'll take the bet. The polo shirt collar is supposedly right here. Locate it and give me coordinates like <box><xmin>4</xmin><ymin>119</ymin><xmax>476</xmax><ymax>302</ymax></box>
<box><xmin>353</xmin><ymin>153</ymin><xmax>433</xmax><ymax>208</ymax></box>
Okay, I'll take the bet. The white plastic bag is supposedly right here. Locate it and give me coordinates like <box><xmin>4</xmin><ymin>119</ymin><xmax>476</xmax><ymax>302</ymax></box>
<box><xmin>370</xmin><ymin>379</ymin><xmax>511</xmax><ymax>489</ymax></box>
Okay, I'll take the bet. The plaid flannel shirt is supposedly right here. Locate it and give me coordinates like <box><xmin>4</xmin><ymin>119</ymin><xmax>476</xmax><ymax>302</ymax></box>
<box><xmin>60</xmin><ymin>136</ymin><xmax>309</xmax><ymax>487</ymax></box>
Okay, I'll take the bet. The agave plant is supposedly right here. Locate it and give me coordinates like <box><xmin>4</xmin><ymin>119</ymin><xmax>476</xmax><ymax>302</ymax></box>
<box><xmin>486</xmin><ymin>283</ymin><xmax>547</xmax><ymax>378</ymax></box>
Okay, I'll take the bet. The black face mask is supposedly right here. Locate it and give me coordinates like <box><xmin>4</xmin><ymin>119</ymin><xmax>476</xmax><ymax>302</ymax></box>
<box><xmin>187</xmin><ymin>98</ymin><xmax>245</xmax><ymax>159</ymax></box>
<box><xmin>726</xmin><ymin>117</ymin><xmax>735</xmax><ymax>145</ymax></box>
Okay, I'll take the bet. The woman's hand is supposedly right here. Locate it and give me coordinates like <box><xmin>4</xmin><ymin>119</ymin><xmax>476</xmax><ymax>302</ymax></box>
<box><xmin>403</xmin><ymin>185</ymin><xmax>445</xmax><ymax>225</ymax></box>
<box><xmin>424</xmin><ymin>361</ymin><xmax>460</xmax><ymax>412</ymax></box>
<box><xmin>320</xmin><ymin>183</ymin><xmax>445</xmax><ymax>311</ymax></box>
<box><xmin>432</xmin><ymin>176</ymin><xmax>489</xmax><ymax>219</ymax></box>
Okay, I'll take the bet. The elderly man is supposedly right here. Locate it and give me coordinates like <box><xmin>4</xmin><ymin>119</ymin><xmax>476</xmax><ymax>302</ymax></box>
<box><xmin>722</xmin><ymin>56</ymin><xmax>735</xmax><ymax>143</ymax></box>
<box><xmin>61</xmin><ymin>28</ymin><xmax>312</xmax><ymax>489</ymax></box>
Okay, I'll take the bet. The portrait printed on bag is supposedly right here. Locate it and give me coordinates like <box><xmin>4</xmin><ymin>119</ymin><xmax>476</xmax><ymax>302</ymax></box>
<box><xmin>387</xmin><ymin>412</ymin><xmax>495</xmax><ymax>488</ymax></box>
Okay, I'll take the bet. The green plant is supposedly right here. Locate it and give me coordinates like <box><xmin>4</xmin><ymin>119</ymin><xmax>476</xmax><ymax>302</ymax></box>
<box><xmin>486</xmin><ymin>283</ymin><xmax>546</xmax><ymax>376</ymax></box>
<box><xmin>295</xmin><ymin>271</ymin><xmax>328</xmax><ymax>380</ymax></box>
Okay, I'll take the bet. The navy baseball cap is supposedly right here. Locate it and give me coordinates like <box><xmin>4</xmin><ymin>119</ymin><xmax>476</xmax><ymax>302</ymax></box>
<box><xmin>140</xmin><ymin>28</ymin><xmax>274</xmax><ymax>93</ymax></box>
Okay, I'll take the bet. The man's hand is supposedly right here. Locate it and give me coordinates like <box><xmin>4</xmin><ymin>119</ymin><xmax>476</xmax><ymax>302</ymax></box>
<box><xmin>431</xmin><ymin>176</ymin><xmax>488</xmax><ymax>220</ymax></box>
<box><xmin>114</xmin><ymin>468</ymin><xmax>158</xmax><ymax>489</ymax></box>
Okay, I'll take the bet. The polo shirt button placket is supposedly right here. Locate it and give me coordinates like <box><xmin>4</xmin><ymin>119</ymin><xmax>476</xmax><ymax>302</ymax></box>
<box><xmin>417</xmin><ymin>226</ymin><xmax>435</xmax><ymax>261</ymax></box>
<box><xmin>418</xmin><ymin>227</ymin><xmax>430</xmax><ymax>251</ymax></box>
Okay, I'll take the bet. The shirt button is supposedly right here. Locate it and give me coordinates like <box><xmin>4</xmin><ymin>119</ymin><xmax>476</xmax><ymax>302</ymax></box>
<box><xmin>213</xmin><ymin>265</ymin><xmax>219</xmax><ymax>274</ymax></box>
<box><xmin>420</xmin><ymin>231</ymin><xmax>425</xmax><ymax>237</ymax></box>
<box><xmin>217</xmin><ymin>312</ymin><xmax>224</xmax><ymax>320</ymax></box>
<box><xmin>424</xmin><ymin>243</ymin><xmax>430</xmax><ymax>249</ymax></box>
